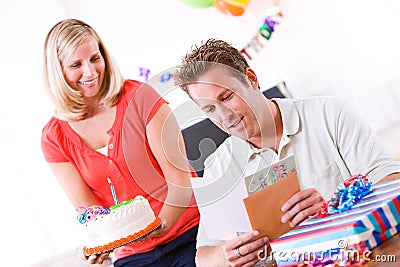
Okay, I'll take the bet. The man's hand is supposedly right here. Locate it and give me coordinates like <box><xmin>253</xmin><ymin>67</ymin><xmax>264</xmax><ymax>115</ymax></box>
<box><xmin>378</xmin><ymin>172</ymin><xmax>400</xmax><ymax>183</ymax></box>
<box><xmin>281</xmin><ymin>188</ymin><xmax>324</xmax><ymax>227</ymax></box>
<box><xmin>222</xmin><ymin>231</ymin><xmax>269</xmax><ymax>267</ymax></box>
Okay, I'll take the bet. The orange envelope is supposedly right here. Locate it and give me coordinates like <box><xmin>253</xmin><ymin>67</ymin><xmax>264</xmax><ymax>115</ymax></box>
<box><xmin>243</xmin><ymin>171</ymin><xmax>300</xmax><ymax>241</ymax></box>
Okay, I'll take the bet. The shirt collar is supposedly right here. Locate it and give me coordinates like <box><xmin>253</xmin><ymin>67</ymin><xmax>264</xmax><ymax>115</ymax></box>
<box><xmin>229</xmin><ymin>98</ymin><xmax>300</xmax><ymax>161</ymax></box>
<box><xmin>244</xmin><ymin>98</ymin><xmax>300</xmax><ymax>160</ymax></box>
<box><xmin>272</xmin><ymin>98</ymin><xmax>300</xmax><ymax>136</ymax></box>
<box><xmin>245</xmin><ymin>139</ymin><xmax>272</xmax><ymax>160</ymax></box>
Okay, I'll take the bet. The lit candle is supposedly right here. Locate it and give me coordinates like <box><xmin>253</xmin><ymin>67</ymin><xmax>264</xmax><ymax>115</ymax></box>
<box><xmin>107</xmin><ymin>177</ymin><xmax>119</xmax><ymax>205</ymax></box>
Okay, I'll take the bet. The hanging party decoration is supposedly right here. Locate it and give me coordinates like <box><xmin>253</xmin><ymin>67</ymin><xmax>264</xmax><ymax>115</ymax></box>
<box><xmin>240</xmin><ymin>5</ymin><xmax>283</xmax><ymax>60</ymax></box>
<box><xmin>213</xmin><ymin>0</ymin><xmax>246</xmax><ymax>16</ymax></box>
<box><xmin>180</xmin><ymin>0</ymin><xmax>250</xmax><ymax>16</ymax></box>
<box><xmin>160</xmin><ymin>72</ymin><xmax>174</xmax><ymax>83</ymax></box>
<box><xmin>240</xmin><ymin>35</ymin><xmax>264</xmax><ymax>60</ymax></box>
<box><xmin>223</xmin><ymin>0</ymin><xmax>250</xmax><ymax>7</ymax></box>
<box><xmin>181</xmin><ymin>0</ymin><xmax>214</xmax><ymax>8</ymax></box>
<box><xmin>135</xmin><ymin>67</ymin><xmax>176</xmax><ymax>85</ymax></box>
<box><xmin>259</xmin><ymin>16</ymin><xmax>279</xmax><ymax>40</ymax></box>
<box><xmin>138</xmin><ymin>67</ymin><xmax>151</xmax><ymax>81</ymax></box>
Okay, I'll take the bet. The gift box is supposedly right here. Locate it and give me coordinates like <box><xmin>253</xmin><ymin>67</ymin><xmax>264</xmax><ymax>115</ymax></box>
<box><xmin>269</xmin><ymin>179</ymin><xmax>400</xmax><ymax>266</ymax></box>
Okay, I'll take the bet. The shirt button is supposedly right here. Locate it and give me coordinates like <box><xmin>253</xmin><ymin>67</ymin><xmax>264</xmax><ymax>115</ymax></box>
<box><xmin>108</xmin><ymin>159</ymin><xmax>113</xmax><ymax>165</ymax></box>
<box><xmin>109</xmin><ymin>144</ymin><xmax>114</xmax><ymax>149</ymax></box>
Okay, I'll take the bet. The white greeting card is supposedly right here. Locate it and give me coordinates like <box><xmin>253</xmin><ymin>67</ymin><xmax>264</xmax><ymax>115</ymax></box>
<box><xmin>191</xmin><ymin>155</ymin><xmax>297</xmax><ymax>240</ymax></box>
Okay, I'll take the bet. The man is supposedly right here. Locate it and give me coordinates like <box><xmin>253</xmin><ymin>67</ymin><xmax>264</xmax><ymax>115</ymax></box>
<box><xmin>174</xmin><ymin>39</ymin><xmax>400</xmax><ymax>267</ymax></box>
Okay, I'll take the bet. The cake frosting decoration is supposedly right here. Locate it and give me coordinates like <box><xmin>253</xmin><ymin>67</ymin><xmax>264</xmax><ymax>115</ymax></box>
<box><xmin>77</xmin><ymin>205</ymin><xmax>111</xmax><ymax>224</ymax></box>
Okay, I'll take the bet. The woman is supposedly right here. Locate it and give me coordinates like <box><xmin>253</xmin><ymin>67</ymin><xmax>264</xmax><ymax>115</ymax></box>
<box><xmin>41</xmin><ymin>19</ymin><xmax>199</xmax><ymax>266</ymax></box>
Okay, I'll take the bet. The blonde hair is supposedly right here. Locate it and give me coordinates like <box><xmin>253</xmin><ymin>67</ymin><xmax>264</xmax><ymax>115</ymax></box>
<box><xmin>43</xmin><ymin>19</ymin><xmax>124</xmax><ymax>121</ymax></box>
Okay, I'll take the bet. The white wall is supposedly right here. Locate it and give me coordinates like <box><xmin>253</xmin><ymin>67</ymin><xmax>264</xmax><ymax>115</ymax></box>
<box><xmin>249</xmin><ymin>0</ymin><xmax>400</xmax><ymax>154</ymax></box>
<box><xmin>1</xmin><ymin>0</ymin><xmax>399</xmax><ymax>266</ymax></box>
<box><xmin>0</xmin><ymin>1</ymin><xmax>79</xmax><ymax>267</ymax></box>
<box><xmin>269</xmin><ymin>0</ymin><xmax>400</xmax><ymax>134</ymax></box>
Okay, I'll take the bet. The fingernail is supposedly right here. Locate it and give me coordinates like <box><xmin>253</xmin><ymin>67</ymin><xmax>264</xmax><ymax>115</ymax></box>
<box><xmin>263</xmin><ymin>237</ymin><xmax>269</xmax><ymax>243</ymax></box>
<box><xmin>253</xmin><ymin>230</ymin><xmax>259</xmax><ymax>236</ymax></box>
<box><xmin>281</xmin><ymin>205</ymin><xmax>286</xmax><ymax>211</ymax></box>
<box><xmin>88</xmin><ymin>255</ymin><xmax>96</xmax><ymax>263</ymax></box>
<box><xmin>281</xmin><ymin>216</ymin><xmax>287</xmax><ymax>223</ymax></box>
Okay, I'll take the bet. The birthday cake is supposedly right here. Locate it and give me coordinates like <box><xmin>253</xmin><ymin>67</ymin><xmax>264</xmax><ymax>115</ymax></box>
<box><xmin>78</xmin><ymin>195</ymin><xmax>162</xmax><ymax>255</ymax></box>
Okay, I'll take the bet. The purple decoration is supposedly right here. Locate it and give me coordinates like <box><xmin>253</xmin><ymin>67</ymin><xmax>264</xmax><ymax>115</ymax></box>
<box><xmin>77</xmin><ymin>205</ymin><xmax>111</xmax><ymax>224</ymax></box>
<box><xmin>160</xmin><ymin>72</ymin><xmax>173</xmax><ymax>83</ymax></box>
<box><xmin>264</xmin><ymin>16</ymin><xmax>277</xmax><ymax>32</ymax></box>
<box><xmin>139</xmin><ymin>67</ymin><xmax>151</xmax><ymax>81</ymax></box>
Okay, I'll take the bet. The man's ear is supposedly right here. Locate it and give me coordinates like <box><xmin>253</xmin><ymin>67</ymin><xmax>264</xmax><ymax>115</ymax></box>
<box><xmin>245</xmin><ymin>68</ymin><xmax>259</xmax><ymax>89</ymax></box>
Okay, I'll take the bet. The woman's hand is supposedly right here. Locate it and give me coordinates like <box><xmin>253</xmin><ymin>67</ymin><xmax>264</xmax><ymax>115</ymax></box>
<box><xmin>133</xmin><ymin>217</ymin><xmax>169</xmax><ymax>243</ymax></box>
<box><xmin>148</xmin><ymin>217</ymin><xmax>169</xmax><ymax>238</ymax></box>
<box><xmin>222</xmin><ymin>231</ymin><xmax>269</xmax><ymax>267</ymax></box>
<box><xmin>82</xmin><ymin>251</ymin><xmax>111</xmax><ymax>265</ymax></box>
<box><xmin>281</xmin><ymin>188</ymin><xmax>324</xmax><ymax>227</ymax></box>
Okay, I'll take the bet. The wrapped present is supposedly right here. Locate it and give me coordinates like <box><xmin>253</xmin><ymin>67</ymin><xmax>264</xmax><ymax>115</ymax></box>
<box><xmin>269</xmin><ymin>179</ymin><xmax>400</xmax><ymax>266</ymax></box>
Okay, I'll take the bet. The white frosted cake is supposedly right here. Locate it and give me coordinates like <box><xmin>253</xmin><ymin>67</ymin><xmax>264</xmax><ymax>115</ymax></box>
<box><xmin>78</xmin><ymin>195</ymin><xmax>161</xmax><ymax>255</ymax></box>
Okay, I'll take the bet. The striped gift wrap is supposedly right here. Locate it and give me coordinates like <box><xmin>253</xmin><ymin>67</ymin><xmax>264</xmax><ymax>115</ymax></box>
<box><xmin>269</xmin><ymin>179</ymin><xmax>400</xmax><ymax>266</ymax></box>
